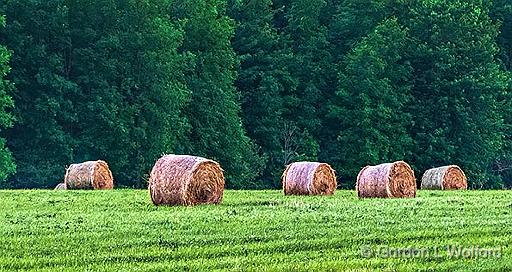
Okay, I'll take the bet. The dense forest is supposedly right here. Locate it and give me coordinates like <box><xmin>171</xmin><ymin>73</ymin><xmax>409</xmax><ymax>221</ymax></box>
<box><xmin>0</xmin><ymin>0</ymin><xmax>511</xmax><ymax>189</ymax></box>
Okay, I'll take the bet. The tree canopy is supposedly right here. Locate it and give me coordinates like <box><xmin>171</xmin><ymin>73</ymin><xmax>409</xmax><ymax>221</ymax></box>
<box><xmin>0</xmin><ymin>0</ymin><xmax>510</xmax><ymax>189</ymax></box>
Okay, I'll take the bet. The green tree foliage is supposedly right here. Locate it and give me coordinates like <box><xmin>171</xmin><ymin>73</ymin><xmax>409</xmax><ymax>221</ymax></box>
<box><xmin>490</xmin><ymin>0</ymin><xmax>512</xmax><ymax>187</ymax></box>
<box><xmin>228</xmin><ymin>0</ymin><xmax>297</xmax><ymax>187</ymax></box>
<box><xmin>0</xmin><ymin>15</ymin><xmax>15</xmax><ymax>185</ymax></box>
<box><xmin>330</xmin><ymin>18</ymin><xmax>413</xmax><ymax>184</ymax></box>
<box><xmin>67</xmin><ymin>0</ymin><xmax>190</xmax><ymax>187</ymax></box>
<box><xmin>406</xmin><ymin>0</ymin><xmax>509</xmax><ymax>188</ymax></box>
<box><xmin>282</xmin><ymin>0</ymin><xmax>336</xmax><ymax>166</ymax></box>
<box><xmin>1</xmin><ymin>1</ymin><xmax>76</xmax><ymax>188</ymax></box>
<box><xmin>1</xmin><ymin>0</ymin><xmax>190</xmax><ymax>187</ymax></box>
<box><xmin>0</xmin><ymin>0</ymin><xmax>511</xmax><ymax>189</ymax></box>
<box><xmin>327</xmin><ymin>0</ymin><xmax>509</xmax><ymax>188</ymax></box>
<box><xmin>173</xmin><ymin>0</ymin><xmax>265</xmax><ymax>188</ymax></box>
<box><xmin>320</xmin><ymin>0</ymin><xmax>392</xmax><ymax>173</ymax></box>
<box><xmin>329</xmin><ymin>0</ymin><xmax>391</xmax><ymax>60</ymax></box>
<box><xmin>491</xmin><ymin>0</ymin><xmax>512</xmax><ymax>70</ymax></box>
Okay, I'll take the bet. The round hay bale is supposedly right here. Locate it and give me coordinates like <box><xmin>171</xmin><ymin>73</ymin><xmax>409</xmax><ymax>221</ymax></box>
<box><xmin>356</xmin><ymin>161</ymin><xmax>416</xmax><ymax>198</ymax></box>
<box><xmin>54</xmin><ymin>183</ymin><xmax>67</xmax><ymax>190</ymax></box>
<box><xmin>149</xmin><ymin>155</ymin><xmax>225</xmax><ymax>206</ymax></box>
<box><xmin>282</xmin><ymin>162</ymin><xmax>337</xmax><ymax>196</ymax></box>
<box><xmin>64</xmin><ymin>160</ymin><xmax>114</xmax><ymax>190</ymax></box>
<box><xmin>421</xmin><ymin>165</ymin><xmax>467</xmax><ymax>190</ymax></box>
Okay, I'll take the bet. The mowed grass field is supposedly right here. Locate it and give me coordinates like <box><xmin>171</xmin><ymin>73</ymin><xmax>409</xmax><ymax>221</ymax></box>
<box><xmin>0</xmin><ymin>190</ymin><xmax>511</xmax><ymax>271</ymax></box>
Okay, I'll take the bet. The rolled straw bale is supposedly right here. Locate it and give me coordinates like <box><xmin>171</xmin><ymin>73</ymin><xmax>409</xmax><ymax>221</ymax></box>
<box><xmin>421</xmin><ymin>165</ymin><xmax>467</xmax><ymax>190</ymax></box>
<box><xmin>149</xmin><ymin>155</ymin><xmax>225</xmax><ymax>206</ymax></box>
<box><xmin>356</xmin><ymin>161</ymin><xmax>416</xmax><ymax>198</ymax></box>
<box><xmin>64</xmin><ymin>160</ymin><xmax>114</xmax><ymax>190</ymax></box>
<box><xmin>282</xmin><ymin>162</ymin><xmax>337</xmax><ymax>196</ymax></box>
<box><xmin>54</xmin><ymin>183</ymin><xmax>66</xmax><ymax>190</ymax></box>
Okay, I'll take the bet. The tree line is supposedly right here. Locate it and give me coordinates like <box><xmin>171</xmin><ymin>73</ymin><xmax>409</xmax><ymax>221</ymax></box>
<box><xmin>0</xmin><ymin>0</ymin><xmax>511</xmax><ymax>189</ymax></box>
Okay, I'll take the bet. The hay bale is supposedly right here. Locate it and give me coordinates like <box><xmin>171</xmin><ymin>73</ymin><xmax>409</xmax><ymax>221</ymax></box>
<box><xmin>282</xmin><ymin>162</ymin><xmax>337</xmax><ymax>196</ymax></box>
<box><xmin>356</xmin><ymin>161</ymin><xmax>416</xmax><ymax>198</ymax></box>
<box><xmin>149</xmin><ymin>155</ymin><xmax>225</xmax><ymax>206</ymax></box>
<box><xmin>64</xmin><ymin>160</ymin><xmax>114</xmax><ymax>190</ymax></box>
<box><xmin>54</xmin><ymin>183</ymin><xmax>66</xmax><ymax>190</ymax></box>
<box><xmin>421</xmin><ymin>165</ymin><xmax>467</xmax><ymax>190</ymax></box>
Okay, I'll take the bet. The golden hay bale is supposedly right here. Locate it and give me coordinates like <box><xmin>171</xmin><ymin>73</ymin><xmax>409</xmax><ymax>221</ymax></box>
<box><xmin>421</xmin><ymin>165</ymin><xmax>467</xmax><ymax>190</ymax></box>
<box><xmin>356</xmin><ymin>161</ymin><xmax>416</xmax><ymax>198</ymax></box>
<box><xmin>54</xmin><ymin>183</ymin><xmax>66</xmax><ymax>190</ymax></box>
<box><xmin>64</xmin><ymin>160</ymin><xmax>114</xmax><ymax>190</ymax></box>
<box><xmin>282</xmin><ymin>162</ymin><xmax>337</xmax><ymax>196</ymax></box>
<box><xmin>148</xmin><ymin>155</ymin><xmax>225</xmax><ymax>206</ymax></box>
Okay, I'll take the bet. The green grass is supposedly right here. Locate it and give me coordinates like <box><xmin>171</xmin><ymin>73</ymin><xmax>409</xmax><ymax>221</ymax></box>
<box><xmin>0</xmin><ymin>190</ymin><xmax>511</xmax><ymax>271</ymax></box>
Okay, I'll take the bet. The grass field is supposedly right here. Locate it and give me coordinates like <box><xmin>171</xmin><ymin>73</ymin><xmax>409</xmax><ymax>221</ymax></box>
<box><xmin>0</xmin><ymin>190</ymin><xmax>511</xmax><ymax>271</ymax></box>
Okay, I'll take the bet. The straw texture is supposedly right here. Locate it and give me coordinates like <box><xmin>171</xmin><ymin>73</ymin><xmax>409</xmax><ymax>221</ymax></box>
<box><xmin>356</xmin><ymin>161</ymin><xmax>416</xmax><ymax>198</ymax></box>
<box><xmin>64</xmin><ymin>160</ymin><xmax>114</xmax><ymax>190</ymax></box>
<box><xmin>149</xmin><ymin>155</ymin><xmax>225</xmax><ymax>206</ymax></box>
<box><xmin>421</xmin><ymin>165</ymin><xmax>467</xmax><ymax>190</ymax></box>
<box><xmin>282</xmin><ymin>162</ymin><xmax>336</xmax><ymax>195</ymax></box>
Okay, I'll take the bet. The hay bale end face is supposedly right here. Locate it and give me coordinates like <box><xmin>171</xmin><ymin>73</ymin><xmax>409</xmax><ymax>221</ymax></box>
<box><xmin>54</xmin><ymin>183</ymin><xmax>67</xmax><ymax>190</ymax></box>
<box><xmin>421</xmin><ymin>165</ymin><xmax>467</xmax><ymax>190</ymax></box>
<box><xmin>64</xmin><ymin>160</ymin><xmax>114</xmax><ymax>190</ymax></box>
<box><xmin>282</xmin><ymin>162</ymin><xmax>337</xmax><ymax>196</ymax></box>
<box><xmin>356</xmin><ymin>161</ymin><xmax>416</xmax><ymax>198</ymax></box>
<box><xmin>149</xmin><ymin>155</ymin><xmax>225</xmax><ymax>206</ymax></box>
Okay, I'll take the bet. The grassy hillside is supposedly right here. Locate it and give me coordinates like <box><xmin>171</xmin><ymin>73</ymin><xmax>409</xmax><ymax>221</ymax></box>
<box><xmin>0</xmin><ymin>190</ymin><xmax>511</xmax><ymax>271</ymax></box>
